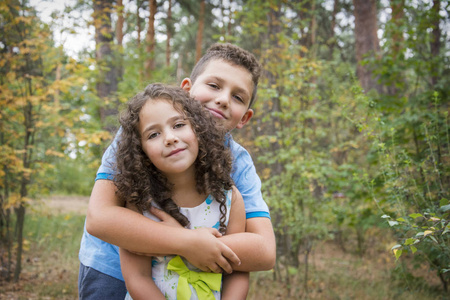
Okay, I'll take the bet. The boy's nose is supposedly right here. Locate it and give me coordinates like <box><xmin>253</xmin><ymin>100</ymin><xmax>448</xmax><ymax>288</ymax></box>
<box><xmin>215</xmin><ymin>93</ymin><xmax>230</xmax><ymax>108</ymax></box>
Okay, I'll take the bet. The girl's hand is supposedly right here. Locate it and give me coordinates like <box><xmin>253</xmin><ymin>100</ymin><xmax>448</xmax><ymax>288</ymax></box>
<box><xmin>181</xmin><ymin>228</ymin><xmax>241</xmax><ymax>274</ymax></box>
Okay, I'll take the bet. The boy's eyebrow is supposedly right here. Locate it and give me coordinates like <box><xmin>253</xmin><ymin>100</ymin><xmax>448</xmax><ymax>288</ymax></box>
<box><xmin>141</xmin><ymin>115</ymin><xmax>186</xmax><ymax>136</ymax></box>
<box><xmin>209</xmin><ymin>76</ymin><xmax>251</xmax><ymax>100</ymax></box>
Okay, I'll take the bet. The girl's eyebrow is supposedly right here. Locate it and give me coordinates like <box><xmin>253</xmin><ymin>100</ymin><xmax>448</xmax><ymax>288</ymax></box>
<box><xmin>141</xmin><ymin>115</ymin><xmax>185</xmax><ymax>136</ymax></box>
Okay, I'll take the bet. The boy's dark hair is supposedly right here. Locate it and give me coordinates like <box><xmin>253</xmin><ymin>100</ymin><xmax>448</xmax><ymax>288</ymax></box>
<box><xmin>190</xmin><ymin>43</ymin><xmax>262</xmax><ymax>108</ymax></box>
<box><xmin>114</xmin><ymin>83</ymin><xmax>233</xmax><ymax>234</ymax></box>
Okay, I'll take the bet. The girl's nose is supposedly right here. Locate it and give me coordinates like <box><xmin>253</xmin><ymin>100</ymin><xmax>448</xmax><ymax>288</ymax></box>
<box><xmin>164</xmin><ymin>133</ymin><xmax>179</xmax><ymax>146</ymax></box>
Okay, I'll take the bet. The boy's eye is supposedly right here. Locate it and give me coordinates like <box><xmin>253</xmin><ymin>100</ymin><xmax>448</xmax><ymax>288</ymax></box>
<box><xmin>207</xmin><ymin>83</ymin><xmax>219</xmax><ymax>89</ymax></box>
<box><xmin>234</xmin><ymin>95</ymin><xmax>244</xmax><ymax>103</ymax></box>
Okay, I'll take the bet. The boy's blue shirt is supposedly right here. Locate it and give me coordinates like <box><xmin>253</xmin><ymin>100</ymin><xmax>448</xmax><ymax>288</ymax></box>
<box><xmin>79</xmin><ymin>132</ymin><xmax>270</xmax><ymax>281</ymax></box>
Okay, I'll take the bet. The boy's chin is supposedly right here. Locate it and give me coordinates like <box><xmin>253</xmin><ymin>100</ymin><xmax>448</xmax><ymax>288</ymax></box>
<box><xmin>211</xmin><ymin>117</ymin><xmax>234</xmax><ymax>131</ymax></box>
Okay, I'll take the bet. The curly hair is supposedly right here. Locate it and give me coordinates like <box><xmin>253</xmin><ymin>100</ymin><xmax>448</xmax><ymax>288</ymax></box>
<box><xmin>190</xmin><ymin>43</ymin><xmax>262</xmax><ymax>108</ymax></box>
<box><xmin>114</xmin><ymin>83</ymin><xmax>233</xmax><ymax>234</ymax></box>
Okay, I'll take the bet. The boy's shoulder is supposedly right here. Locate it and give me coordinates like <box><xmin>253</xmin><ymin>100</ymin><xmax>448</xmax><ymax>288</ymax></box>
<box><xmin>227</xmin><ymin>134</ymin><xmax>253</xmax><ymax>163</ymax></box>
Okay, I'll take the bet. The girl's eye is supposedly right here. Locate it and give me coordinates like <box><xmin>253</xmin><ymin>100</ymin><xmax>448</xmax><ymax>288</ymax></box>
<box><xmin>148</xmin><ymin>132</ymin><xmax>159</xmax><ymax>139</ymax></box>
<box><xmin>174</xmin><ymin>123</ymin><xmax>185</xmax><ymax>129</ymax></box>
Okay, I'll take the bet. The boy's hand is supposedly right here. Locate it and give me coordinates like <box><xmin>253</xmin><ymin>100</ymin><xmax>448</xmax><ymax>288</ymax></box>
<box><xmin>150</xmin><ymin>206</ymin><xmax>184</xmax><ymax>228</ymax></box>
<box><xmin>127</xmin><ymin>207</ymin><xmax>184</xmax><ymax>257</ymax></box>
<box><xmin>182</xmin><ymin>228</ymin><xmax>241</xmax><ymax>274</ymax></box>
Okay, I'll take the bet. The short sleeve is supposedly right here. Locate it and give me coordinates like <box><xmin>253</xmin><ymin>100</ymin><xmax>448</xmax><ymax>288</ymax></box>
<box><xmin>229</xmin><ymin>138</ymin><xmax>270</xmax><ymax>219</ymax></box>
<box><xmin>95</xmin><ymin>128</ymin><xmax>121</xmax><ymax>181</ymax></box>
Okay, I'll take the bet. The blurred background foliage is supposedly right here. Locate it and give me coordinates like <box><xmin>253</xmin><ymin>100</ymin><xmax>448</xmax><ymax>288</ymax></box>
<box><xmin>1</xmin><ymin>0</ymin><xmax>449</xmax><ymax>298</ymax></box>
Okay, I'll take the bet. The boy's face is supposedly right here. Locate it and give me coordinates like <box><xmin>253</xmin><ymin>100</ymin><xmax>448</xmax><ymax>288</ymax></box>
<box><xmin>181</xmin><ymin>59</ymin><xmax>254</xmax><ymax>131</ymax></box>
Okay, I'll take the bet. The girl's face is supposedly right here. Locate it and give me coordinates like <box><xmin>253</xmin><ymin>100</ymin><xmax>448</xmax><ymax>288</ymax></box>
<box><xmin>138</xmin><ymin>99</ymin><xmax>199</xmax><ymax>177</ymax></box>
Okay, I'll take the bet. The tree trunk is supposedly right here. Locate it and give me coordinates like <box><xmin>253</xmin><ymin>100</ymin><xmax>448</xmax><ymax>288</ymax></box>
<box><xmin>430</xmin><ymin>0</ymin><xmax>441</xmax><ymax>87</ymax></box>
<box><xmin>266</xmin><ymin>4</ymin><xmax>283</xmax><ymax>176</ymax></box>
<box><xmin>145</xmin><ymin>0</ymin><xmax>157</xmax><ymax>79</ymax></box>
<box><xmin>390</xmin><ymin>0</ymin><xmax>405</xmax><ymax>56</ymax></box>
<box><xmin>116</xmin><ymin>0</ymin><xmax>124</xmax><ymax>46</ymax></box>
<box><xmin>116</xmin><ymin>0</ymin><xmax>124</xmax><ymax>84</ymax></box>
<box><xmin>166</xmin><ymin>0</ymin><xmax>172</xmax><ymax>67</ymax></box>
<box><xmin>93</xmin><ymin>0</ymin><xmax>118</xmax><ymax>133</ymax></box>
<box><xmin>329</xmin><ymin>0</ymin><xmax>339</xmax><ymax>59</ymax></box>
<box><xmin>387</xmin><ymin>0</ymin><xmax>405</xmax><ymax>95</ymax></box>
<box><xmin>137</xmin><ymin>0</ymin><xmax>142</xmax><ymax>47</ymax></box>
<box><xmin>14</xmin><ymin>91</ymin><xmax>34</xmax><ymax>282</ymax></box>
<box><xmin>13</xmin><ymin>204</ymin><xmax>25</xmax><ymax>282</ymax></box>
<box><xmin>353</xmin><ymin>0</ymin><xmax>382</xmax><ymax>93</ymax></box>
<box><xmin>195</xmin><ymin>0</ymin><xmax>205</xmax><ymax>63</ymax></box>
<box><xmin>309</xmin><ymin>0</ymin><xmax>317</xmax><ymax>54</ymax></box>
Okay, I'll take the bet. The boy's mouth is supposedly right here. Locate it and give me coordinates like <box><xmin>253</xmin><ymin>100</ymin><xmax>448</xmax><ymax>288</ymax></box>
<box><xmin>206</xmin><ymin>108</ymin><xmax>226</xmax><ymax>119</ymax></box>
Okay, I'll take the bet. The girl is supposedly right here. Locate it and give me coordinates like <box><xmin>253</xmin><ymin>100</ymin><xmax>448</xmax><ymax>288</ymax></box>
<box><xmin>114</xmin><ymin>83</ymin><xmax>248</xmax><ymax>300</ymax></box>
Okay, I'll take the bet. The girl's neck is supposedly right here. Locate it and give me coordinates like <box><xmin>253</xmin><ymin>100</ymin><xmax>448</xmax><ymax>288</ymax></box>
<box><xmin>165</xmin><ymin>169</ymin><xmax>207</xmax><ymax>208</ymax></box>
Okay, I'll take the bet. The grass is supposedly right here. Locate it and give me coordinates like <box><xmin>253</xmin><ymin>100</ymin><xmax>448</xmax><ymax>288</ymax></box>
<box><xmin>1</xmin><ymin>197</ymin><xmax>448</xmax><ymax>299</ymax></box>
<box><xmin>247</xmin><ymin>241</ymin><xmax>446</xmax><ymax>300</ymax></box>
<box><xmin>1</xmin><ymin>200</ymin><xmax>85</xmax><ymax>299</ymax></box>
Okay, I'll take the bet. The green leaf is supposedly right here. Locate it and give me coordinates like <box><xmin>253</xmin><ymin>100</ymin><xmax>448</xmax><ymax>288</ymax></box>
<box><xmin>396</xmin><ymin>217</ymin><xmax>406</xmax><ymax>222</ymax></box>
<box><xmin>443</xmin><ymin>225</ymin><xmax>450</xmax><ymax>235</ymax></box>
<box><xmin>409</xmin><ymin>213</ymin><xmax>423</xmax><ymax>219</ymax></box>
<box><xmin>429</xmin><ymin>236</ymin><xmax>438</xmax><ymax>244</ymax></box>
<box><xmin>410</xmin><ymin>245</ymin><xmax>417</xmax><ymax>254</ymax></box>
<box><xmin>440</xmin><ymin>198</ymin><xmax>449</xmax><ymax>206</ymax></box>
<box><xmin>381</xmin><ymin>214</ymin><xmax>391</xmax><ymax>219</ymax></box>
<box><xmin>394</xmin><ymin>249</ymin><xmax>402</xmax><ymax>260</ymax></box>
<box><xmin>440</xmin><ymin>204</ymin><xmax>450</xmax><ymax>212</ymax></box>
<box><xmin>404</xmin><ymin>238</ymin><xmax>416</xmax><ymax>246</ymax></box>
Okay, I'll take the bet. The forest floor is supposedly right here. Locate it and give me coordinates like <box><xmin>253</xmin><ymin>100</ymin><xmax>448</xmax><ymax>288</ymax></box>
<box><xmin>0</xmin><ymin>196</ymin><xmax>447</xmax><ymax>299</ymax></box>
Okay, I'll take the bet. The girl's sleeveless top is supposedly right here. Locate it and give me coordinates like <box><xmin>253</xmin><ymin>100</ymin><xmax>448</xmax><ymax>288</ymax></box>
<box><xmin>125</xmin><ymin>189</ymin><xmax>232</xmax><ymax>300</ymax></box>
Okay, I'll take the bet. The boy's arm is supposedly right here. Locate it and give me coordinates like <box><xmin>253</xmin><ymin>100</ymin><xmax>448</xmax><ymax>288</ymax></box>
<box><xmin>222</xmin><ymin>141</ymin><xmax>276</xmax><ymax>272</ymax></box>
<box><xmin>119</xmin><ymin>247</ymin><xmax>165</xmax><ymax>300</ymax></box>
<box><xmin>222</xmin><ymin>187</ymin><xmax>249</xmax><ymax>300</ymax></box>
<box><xmin>220</xmin><ymin>217</ymin><xmax>276</xmax><ymax>272</ymax></box>
<box><xmin>86</xmin><ymin>179</ymin><xmax>240</xmax><ymax>274</ymax></box>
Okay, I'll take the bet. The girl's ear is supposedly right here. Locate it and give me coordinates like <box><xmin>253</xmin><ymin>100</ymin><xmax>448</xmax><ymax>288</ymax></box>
<box><xmin>181</xmin><ymin>78</ymin><xmax>192</xmax><ymax>92</ymax></box>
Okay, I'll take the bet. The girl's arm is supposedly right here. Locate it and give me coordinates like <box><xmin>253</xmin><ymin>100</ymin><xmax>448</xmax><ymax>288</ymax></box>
<box><xmin>221</xmin><ymin>186</ymin><xmax>249</xmax><ymax>300</ymax></box>
<box><xmin>86</xmin><ymin>179</ymin><xmax>240</xmax><ymax>274</ymax></box>
<box><xmin>118</xmin><ymin>203</ymin><xmax>165</xmax><ymax>300</ymax></box>
<box><xmin>119</xmin><ymin>247</ymin><xmax>165</xmax><ymax>300</ymax></box>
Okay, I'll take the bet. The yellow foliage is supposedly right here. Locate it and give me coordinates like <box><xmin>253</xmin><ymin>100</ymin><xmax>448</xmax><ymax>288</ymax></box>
<box><xmin>45</xmin><ymin>149</ymin><xmax>65</xmax><ymax>158</ymax></box>
<box><xmin>423</xmin><ymin>230</ymin><xmax>433</xmax><ymax>236</ymax></box>
<box><xmin>262</xmin><ymin>168</ymin><xmax>271</xmax><ymax>180</ymax></box>
<box><xmin>3</xmin><ymin>194</ymin><xmax>21</xmax><ymax>209</ymax></box>
<box><xmin>23</xmin><ymin>239</ymin><xmax>30</xmax><ymax>252</ymax></box>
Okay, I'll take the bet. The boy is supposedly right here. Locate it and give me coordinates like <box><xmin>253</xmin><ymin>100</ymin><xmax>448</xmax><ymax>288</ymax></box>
<box><xmin>78</xmin><ymin>43</ymin><xmax>276</xmax><ymax>299</ymax></box>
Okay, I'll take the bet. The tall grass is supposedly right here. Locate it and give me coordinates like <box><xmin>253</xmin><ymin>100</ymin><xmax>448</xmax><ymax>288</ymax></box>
<box><xmin>13</xmin><ymin>203</ymin><xmax>86</xmax><ymax>298</ymax></box>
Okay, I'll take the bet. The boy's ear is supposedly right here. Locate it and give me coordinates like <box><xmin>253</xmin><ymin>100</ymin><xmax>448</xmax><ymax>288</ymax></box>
<box><xmin>181</xmin><ymin>78</ymin><xmax>192</xmax><ymax>92</ymax></box>
<box><xmin>236</xmin><ymin>109</ymin><xmax>254</xmax><ymax>129</ymax></box>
